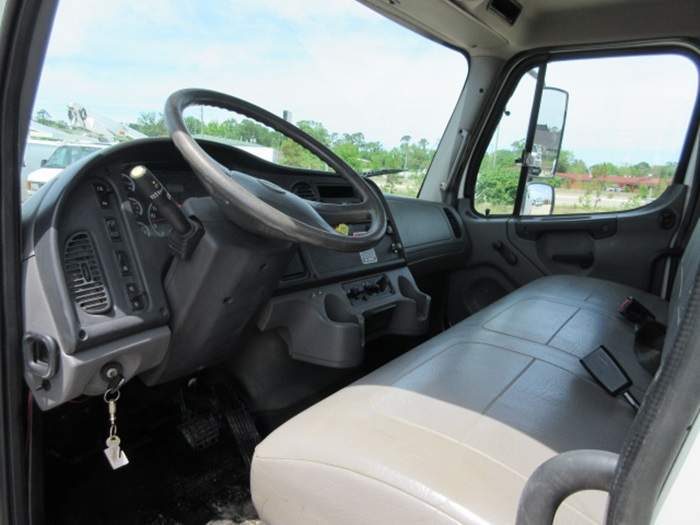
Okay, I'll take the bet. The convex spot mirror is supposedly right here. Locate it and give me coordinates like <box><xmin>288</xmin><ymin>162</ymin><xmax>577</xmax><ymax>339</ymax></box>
<box><xmin>522</xmin><ymin>181</ymin><xmax>555</xmax><ymax>215</ymax></box>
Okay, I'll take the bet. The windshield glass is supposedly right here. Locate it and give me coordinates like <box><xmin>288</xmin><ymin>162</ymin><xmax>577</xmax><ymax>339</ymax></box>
<box><xmin>44</xmin><ymin>145</ymin><xmax>103</xmax><ymax>168</ymax></box>
<box><xmin>28</xmin><ymin>0</ymin><xmax>466</xmax><ymax>198</ymax></box>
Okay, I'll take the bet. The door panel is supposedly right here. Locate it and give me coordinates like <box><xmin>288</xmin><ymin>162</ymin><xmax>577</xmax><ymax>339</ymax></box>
<box><xmin>449</xmin><ymin>50</ymin><xmax>698</xmax><ymax>324</ymax></box>
<box><xmin>447</xmin><ymin>202</ymin><xmax>543</xmax><ymax>324</ymax></box>
<box><xmin>507</xmin><ymin>184</ymin><xmax>686</xmax><ymax>290</ymax></box>
<box><xmin>450</xmin><ymin>184</ymin><xmax>686</xmax><ymax>324</ymax></box>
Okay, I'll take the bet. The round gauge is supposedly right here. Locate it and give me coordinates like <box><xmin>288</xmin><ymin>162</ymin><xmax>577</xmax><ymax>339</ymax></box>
<box><xmin>147</xmin><ymin>203</ymin><xmax>174</xmax><ymax>237</ymax></box>
<box><xmin>128</xmin><ymin>197</ymin><xmax>144</xmax><ymax>217</ymax></box>
<box><xmin>121</xmin><ymin>172</ymin><xmax>136</xmax><ymax>193</ymax></box>
<box><xmin>136</xmin><ymin>221</ymin><xmax>151</xmax><ymax>237</ymax></box>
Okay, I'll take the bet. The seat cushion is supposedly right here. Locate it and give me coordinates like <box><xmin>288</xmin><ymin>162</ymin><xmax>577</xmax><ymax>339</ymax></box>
<box><xmin>252</xmin><ymin>275</ymin><xmax>667</xmax><ymax>525</ymax></box>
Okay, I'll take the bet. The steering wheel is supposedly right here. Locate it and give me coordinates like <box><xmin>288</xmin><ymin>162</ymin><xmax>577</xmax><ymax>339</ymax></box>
<box><xmin>164</xmin><ymin>88</ymin><xmax>387</xmax><ymax>251</ymax></box>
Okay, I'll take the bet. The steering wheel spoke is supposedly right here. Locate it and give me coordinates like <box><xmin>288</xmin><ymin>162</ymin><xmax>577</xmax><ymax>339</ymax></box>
<box><xmin>165</xmin><ymin>88</ymin><xmax>386</xmax><ymax>251</ymax></box>
<box><xmin>309</xmin><ymin>200</ymin><xmax>373</xmax><ymax>225</ymax></box>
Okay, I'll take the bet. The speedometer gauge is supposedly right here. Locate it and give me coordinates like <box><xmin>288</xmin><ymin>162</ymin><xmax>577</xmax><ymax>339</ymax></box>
<box><xmin>147</xmin><ymin>203</ymin><xmax>174</xmax><ymax>237</ymax></box>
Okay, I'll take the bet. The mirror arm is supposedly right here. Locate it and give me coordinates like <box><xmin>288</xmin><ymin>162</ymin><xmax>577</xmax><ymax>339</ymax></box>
<box><xmin>517</xmin><ymin>150</ymin><xmax>539</xmax><ymax>168</ymax></box>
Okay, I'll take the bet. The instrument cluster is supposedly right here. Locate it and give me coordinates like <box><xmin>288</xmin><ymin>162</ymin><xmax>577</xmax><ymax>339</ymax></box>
<box><xmin>119</xmin><ymin>166</ymin><xmax>208</xmax><ymax>237</ymax></box>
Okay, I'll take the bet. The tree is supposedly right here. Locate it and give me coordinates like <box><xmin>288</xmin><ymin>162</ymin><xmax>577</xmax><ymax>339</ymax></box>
<box><xmin>589</xmin><ymin>162</ymin><xmax>619</xmax><ymax>176</ymax></box>
<box><xmin>336</xmin><ymin>132</ymin><xmax>365</xmax><ymax>148</ymax></box>
<box><xmin>631</xmin><ymin>161</ymin><xmax>652</xmax><ymax>176</ymax></box>
<box><xmin>332</xmin><ymin>142</ymin><xmax>364</xmax><ymax>172</ymax></box>
<box><xmin>298</xmin><ymin>120</ymin><xmax>331</xmax><ymax>145</ymax></box>
<box><xmin>579</xmin><ymin>179</ymin><xmax>606</xmax><ymax>209</ymax></box>
<box><xmin>557</xmin><ymin>150</ymin><xmax>587</xmax><ymax>174</ymax></box>
<box><xmin>234</xmin><ymin>119</ymin><xmax>284</xmax><ymax>147</ymax></box>
<box><xmin>184</xmin><ymin>116</ymin><xmax>202</xmax><ymax>135</ymax></box>
<box><xmin>130</xmin><ymin>112</ymin><xmax>167</xmax><ymax>137</ymax></box>
<box><xmin>34</xmin><ymin>109</ymin><xmax>69</xmax><ymax>129</ymax></box>
<box><xmin>35</xmin><ymin>109</ymin><xmax>52</xmax><ymax>125</ymax></box>
<box><xmin>400</xmin><ymin>135</ymin><xmax>411</xmax><ymax>169</ymax></box>
<box><xmin>475</xmin><ymin>166</ymin><xmax>519</xmax><ymax>207</ymax></box>
<box><xmin>278</xmin><ymin>121</ymin><xmax>333</xmax><ymax>170</ymax></box>
<box><xmin>204</xmin><ymin>118</ymin><xmax>238</xmax><ymax>138</ymax></box>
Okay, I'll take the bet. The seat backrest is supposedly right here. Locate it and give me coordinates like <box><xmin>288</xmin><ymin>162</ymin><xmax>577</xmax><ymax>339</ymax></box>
<box><xmin>664</xmin><ymin>220</ymin><xmax>700</xmax><ymax>353</ymax></box>
<box><xmin>607</xmin><ymin>217</ymin><xmax>700</xmax><ymax>523</ymax></box>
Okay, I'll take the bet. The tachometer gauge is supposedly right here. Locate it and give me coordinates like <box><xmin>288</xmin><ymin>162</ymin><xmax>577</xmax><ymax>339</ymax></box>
<box><xmin>147</xmin><ymin>203</ymin><xmax>174</xmax><ymax>237</ymax></box>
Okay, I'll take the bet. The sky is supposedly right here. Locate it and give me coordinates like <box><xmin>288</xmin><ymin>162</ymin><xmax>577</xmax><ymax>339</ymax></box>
<box><xmin>495</xmin><ymin>55</ymin><xmax>698</xmax><ymax>167</ymax></box>
<box><xmin>33</xmin><ymin>0</ymin><xmax>467</xmax><ymax>150</ymax></box>
<box><xmin>34</xmin><ymin>0</ymin><xmax>698</xmax><ymax>167</ymax></box>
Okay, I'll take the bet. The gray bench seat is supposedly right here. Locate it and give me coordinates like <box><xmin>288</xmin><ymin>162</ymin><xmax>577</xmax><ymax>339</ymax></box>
<box><xmin>252</xmin><ymin>272</ymin><xmax>668</xmax><ymax>524</ymax></box>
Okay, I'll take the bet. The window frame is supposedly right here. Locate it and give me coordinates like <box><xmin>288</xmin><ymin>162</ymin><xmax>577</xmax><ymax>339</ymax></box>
<box><xmin>464</xmin><ymin>42</ymin><xmax>700</xmax><ymax>218</ymax></box>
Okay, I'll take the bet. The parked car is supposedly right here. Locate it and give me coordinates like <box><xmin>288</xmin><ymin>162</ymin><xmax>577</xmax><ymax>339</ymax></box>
<box><xmin>2</xmin><ymin>1</ymin><xmax>700</xmax><ymax>525</ymax></box>
<box><xmin>25</xmin><ymin>142</ymin><xmax>110</xmax><ymax>196</ymax></box>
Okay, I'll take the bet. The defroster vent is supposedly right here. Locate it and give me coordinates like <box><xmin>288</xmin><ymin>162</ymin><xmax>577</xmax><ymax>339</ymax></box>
<box><xmin>64</xmin><ymin>232</ymin><xmax>112</xmax><ymax>314</ymax></box>
<box><xmin>291</xmin><ymin>182</ymin><xmax>319</xmax><ymax>201</ymax></box>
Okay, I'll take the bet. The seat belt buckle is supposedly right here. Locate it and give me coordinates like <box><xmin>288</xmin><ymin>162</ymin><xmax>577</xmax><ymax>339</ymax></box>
<box><xmin>619</xmin><ymin>296</ymin><xmax>656</xmax><ymax>324</ymax></box>
<box><xmin>581</xmin><ymin>345</ymin><xmax>640</xmax><ymax>412</ymax></box>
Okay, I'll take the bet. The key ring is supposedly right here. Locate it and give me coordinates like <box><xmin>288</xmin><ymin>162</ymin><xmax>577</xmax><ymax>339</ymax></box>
<box><xmin>103</xmin><ymin>388</ymin><xmax>121</xmax><ymax>403</ymax></box>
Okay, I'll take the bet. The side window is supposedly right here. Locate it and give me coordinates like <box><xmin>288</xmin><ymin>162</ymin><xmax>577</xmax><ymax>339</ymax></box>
<box><xmin>475</xmin><ymin>68</ymin><xmax>537</xmax><ymax>215</ymax></box>
<box><xmin>474</xmin><ymin>53</ymin><xmax>698</xmax><ymax>216</ymax></box>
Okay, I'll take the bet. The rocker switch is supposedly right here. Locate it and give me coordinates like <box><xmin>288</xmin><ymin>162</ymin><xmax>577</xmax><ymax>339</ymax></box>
<box><xmin>116</xmin><ymin>252</ymin><xmax>132</xmax><ymax>276</ymax></box>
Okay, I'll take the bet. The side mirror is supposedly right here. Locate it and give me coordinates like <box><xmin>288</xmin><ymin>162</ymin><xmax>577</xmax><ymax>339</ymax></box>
<box><xmin>522</xmin><ymin>182</ymin><xmax>555</xmax><ymax>215</ymax></box>
<box><xmin>40</xmin><ymin>159</ymin><xmax>47</xmax><ymax>167</ymax></box>
<box><xmin>529</xmin><ymin>87</ymin><xmax>568</xmax><ymax>178</ymax></box>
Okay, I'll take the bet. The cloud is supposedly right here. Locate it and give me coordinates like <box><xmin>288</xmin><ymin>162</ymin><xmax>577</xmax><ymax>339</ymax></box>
<box><xmin>34</xmin><ymin>0</ymin><xmax>467</xmax><ymax>147</ymax></box>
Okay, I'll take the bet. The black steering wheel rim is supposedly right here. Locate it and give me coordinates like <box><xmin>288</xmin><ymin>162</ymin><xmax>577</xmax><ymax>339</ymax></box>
<box><xmin>164</xmin><ymin>88</ymin><xmax>387</xmax><ymax>251</ymax></box>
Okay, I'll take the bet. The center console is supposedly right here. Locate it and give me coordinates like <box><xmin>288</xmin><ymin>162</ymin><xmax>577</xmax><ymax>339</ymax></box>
<box><xmin>259</xmin><ymin>215</ymin><xmax>430</xmax><ymax>368</ymax></box>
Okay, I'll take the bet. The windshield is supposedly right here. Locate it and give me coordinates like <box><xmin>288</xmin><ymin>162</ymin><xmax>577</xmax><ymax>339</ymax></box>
<box><xmin>44</xmin><ymin>145</ymin><xmax>103</xmax><ymax>168</ymax></box>
<box><xmin>29</xmin><ymin>0</ymin><xmax>466</xmax><ymax>197</ymax></box>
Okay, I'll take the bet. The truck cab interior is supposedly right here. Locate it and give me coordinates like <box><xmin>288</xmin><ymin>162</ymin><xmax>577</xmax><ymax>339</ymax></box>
<box><xmin>2</xmin><ymin>1</ymin><xmax>700</xmax><ymax>524</ymax></box>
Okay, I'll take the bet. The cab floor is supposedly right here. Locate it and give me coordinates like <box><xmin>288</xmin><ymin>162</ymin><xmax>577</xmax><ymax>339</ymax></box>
<box><xmin>43</xmin><ymin>398</ymin><xmax>260</xmax><ymax>525</ymax></box>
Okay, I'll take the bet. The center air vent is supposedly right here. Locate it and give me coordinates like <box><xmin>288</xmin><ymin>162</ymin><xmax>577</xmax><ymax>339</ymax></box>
<box><xmin>291</xmin><ymin>182</ymin><xmax>319</xmax><ymax>201</ymax></box>
<box><xmin>64</xmin><ymin>232</ymin><xmax>112</xmax><ymax>315</ymax></box>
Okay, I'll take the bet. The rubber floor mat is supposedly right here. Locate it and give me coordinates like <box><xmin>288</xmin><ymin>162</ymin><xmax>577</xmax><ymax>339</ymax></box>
<box><xmin>45</xmin><ymin>422</ymin><xmax>259</xmax><ymax>525</ymax></box>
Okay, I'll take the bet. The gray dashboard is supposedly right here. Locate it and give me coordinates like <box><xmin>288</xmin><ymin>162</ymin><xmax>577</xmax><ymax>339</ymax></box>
<box><xmin>22</xmin><ymin>138</ymin><xmax>470</xmax><ymax>409</ymax></box>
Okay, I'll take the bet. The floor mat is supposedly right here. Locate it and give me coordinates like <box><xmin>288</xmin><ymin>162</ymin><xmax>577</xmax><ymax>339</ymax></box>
<box><xmin>45</xmin><ymin>418</ymin><xmax>259</xmax><ymax>524</ymax></box>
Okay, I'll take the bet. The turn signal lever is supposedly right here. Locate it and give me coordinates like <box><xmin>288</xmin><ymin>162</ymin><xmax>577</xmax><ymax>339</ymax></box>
<box><xmin>130</xmin><ymin>165</ymin><xmax>204</xmax><ymax>259</ymax></box>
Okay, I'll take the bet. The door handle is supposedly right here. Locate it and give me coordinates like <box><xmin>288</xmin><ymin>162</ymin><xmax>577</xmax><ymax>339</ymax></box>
<box><xmin>515</xmin><ymin>218</ymin><xmax>616</xmax><ymax>241</ymax></box>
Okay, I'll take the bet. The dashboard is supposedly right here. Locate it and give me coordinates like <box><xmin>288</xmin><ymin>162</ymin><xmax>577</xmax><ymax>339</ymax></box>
<box><xmin>22</xmin><ymin>138</ymin><xmax>470</xmax><ymax>410</ymax></box>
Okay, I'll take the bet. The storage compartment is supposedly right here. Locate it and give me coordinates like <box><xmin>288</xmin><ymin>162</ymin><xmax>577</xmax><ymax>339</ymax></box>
<box><xmin>258</xmin><ymin>267</ymin><xmax>430</xmax><ymax>368</ymax></box>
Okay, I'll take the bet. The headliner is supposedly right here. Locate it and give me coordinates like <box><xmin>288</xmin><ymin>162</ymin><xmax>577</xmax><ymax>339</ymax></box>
<box><xmin>359</xmin><ymin>0</ymin><xmax>700</xmax><ymax>58</ymax></box>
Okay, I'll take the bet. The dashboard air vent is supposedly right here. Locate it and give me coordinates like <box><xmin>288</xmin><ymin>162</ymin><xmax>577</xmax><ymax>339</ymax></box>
<box><xmin>63</xmin><ymin>232</ymin><xmax>112</xmax><ymax>315</ymax></box>
<box><xmin>444</xmin><ymin>208</ymin><xmax>463</xmax><ymax>238</ymax></box>
<box><xmin>291</xmin><ymin>182</ymin><xmax>319</xmax><ymax>201</ymax></box>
